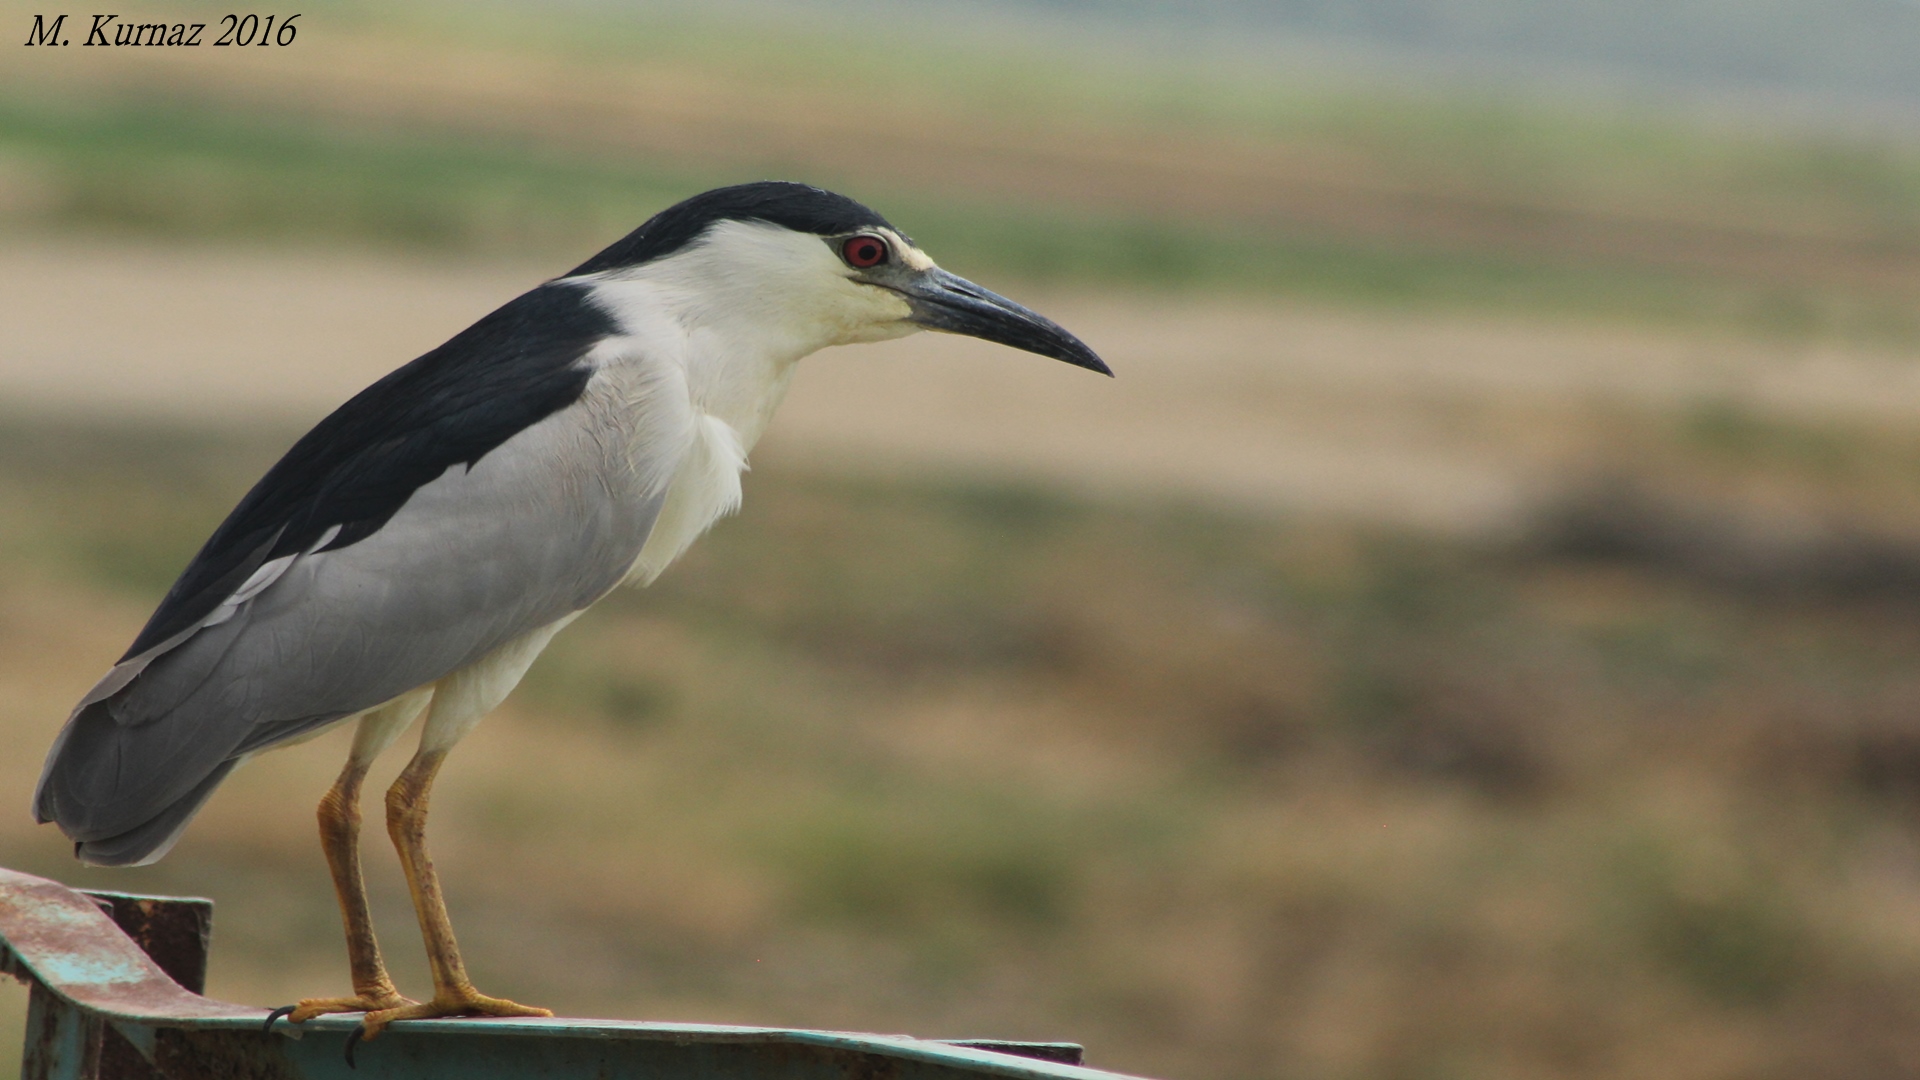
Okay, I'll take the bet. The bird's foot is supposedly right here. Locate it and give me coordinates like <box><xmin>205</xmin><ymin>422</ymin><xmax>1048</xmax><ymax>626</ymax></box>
<box><xmin>358</xmin><ymin>986</ymin><xmax>552</xmax><ymax>1040</ymax></box>
<box><xmin>284</xmin><ymin>989</ymin><xmax>418</xmax><ymax>1025</ymax></box>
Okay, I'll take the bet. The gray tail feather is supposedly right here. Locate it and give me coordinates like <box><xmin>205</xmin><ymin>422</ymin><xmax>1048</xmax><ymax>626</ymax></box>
<box><xmin>70</xmin><ymin>758</ymin><xmax>239</xmax><ymax>867</ymax></box>
<box><xmin>35</xmin><ymin>692</ymin><xmax>247</xmax><ymax>867</ymax></box>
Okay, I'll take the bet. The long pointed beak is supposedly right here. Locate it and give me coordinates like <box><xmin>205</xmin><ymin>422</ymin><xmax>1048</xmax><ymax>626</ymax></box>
<box><xmin>898</xmin><ymin>268</ymin><xmax>1112</xmax><ymax>376</ymax></box>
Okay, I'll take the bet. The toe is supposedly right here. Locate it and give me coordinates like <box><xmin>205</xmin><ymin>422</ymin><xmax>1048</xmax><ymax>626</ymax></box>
<box><xmin>466</xmin><ymin>993</ymin><xmax>553</xmax><ymax>1019</ymax></box>
<box><xmin>289</xmin><ymin>992</ymin><xmax>415</xmax><ymax>1024</ymax></box>
<box><xmin>355</xmin><ymin>990</ymin><xmax>551</xmax><ymax>1039</ymax></box>
<box><xmin>357</xmin><ymin>1006</ymin><xmax>409</xmax><ymax>1041</ymax></box>
<box><xmin>357</xmin><ymin>999</ymin><xmax>445</xmax><ymax>1039</ymax></box>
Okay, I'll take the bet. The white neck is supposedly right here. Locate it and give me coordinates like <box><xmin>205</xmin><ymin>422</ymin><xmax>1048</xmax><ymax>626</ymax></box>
<box><xmin>567</xmin><ymin>219</ymin><xmax>917</xmax><ymax>585</ymax></box>
<box><xmin>575</xmin><ymin>219</ymin><xmax>914</xmax><ymax>445</ymax></box>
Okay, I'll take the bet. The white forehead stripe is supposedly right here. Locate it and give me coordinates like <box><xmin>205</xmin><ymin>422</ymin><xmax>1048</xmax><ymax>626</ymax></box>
<box><xmin>877</xmin><ymin>228</ymin><xmax>936</xmax><ymax>272</ymax></box>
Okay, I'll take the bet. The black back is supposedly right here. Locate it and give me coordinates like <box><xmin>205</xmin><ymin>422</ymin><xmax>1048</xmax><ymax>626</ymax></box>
<box><xmin>123</xmin><ymin>181</ymin><xmax>886</xmax><ymax>661</ymax></box>
<box><xmin>122</xmin><ymin>281</ymin><xmax>613</xmax><ymax>660</ymax></box>
<box><xmin>568</xmin><ymin>181</ymin><xmax>894</xmax><ymax>276</ymax></box>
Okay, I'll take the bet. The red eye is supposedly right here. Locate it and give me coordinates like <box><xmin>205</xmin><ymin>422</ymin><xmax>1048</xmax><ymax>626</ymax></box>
<box><xmin>842</xmin><ymin>235</ymin><xmax>889</xmax><ymax>269</ymax></box>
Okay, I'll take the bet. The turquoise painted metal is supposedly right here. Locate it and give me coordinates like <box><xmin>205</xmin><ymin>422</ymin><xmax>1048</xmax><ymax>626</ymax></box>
<box><xmin>0</xmin><ymin>867</ymin><xmax>1140</xmax><ymax>1080</ymax></box>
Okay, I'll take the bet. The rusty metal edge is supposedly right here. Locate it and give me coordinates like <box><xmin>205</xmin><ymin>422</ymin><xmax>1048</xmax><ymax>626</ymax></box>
<box><xmin>0</xmin><ymin>867</ymin><xmax>256</xmax><ymax>1025</ymax></box>
<box><xmin>249</xmin><ymin>1017</ymin><xmax>1135</xmax><ymax>1079</ymax></box>
<box><xmin>5</xmin><ymin>866</ymin><xmax>1151</xmax><ymax>1080</ymax></box>
<box><xmin>129</xmin><ymin>1015</ymin><xmax>1134</xmax><ymax>1080</ymax></box>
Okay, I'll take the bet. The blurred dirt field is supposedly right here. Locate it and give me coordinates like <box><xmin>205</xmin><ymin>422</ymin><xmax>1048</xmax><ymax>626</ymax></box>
<box><xmin>18</xmin><ymin>3</ymin><xmax>1920</xmax><ymax>288</ymax></box>
<box><xmin>14</xmin><ymin>5</ymin><xmax>1920</xmax><ymax>1080</ymax></box>
<box><xmin>11</xmin><ymin>240</ymin><xmax>1920</xmax><ymax>535</ymax></box>
<box><xmin>13</xmin><ymin>239</ymin><xmax>1920</xmax><ymax>1080</ymax></box>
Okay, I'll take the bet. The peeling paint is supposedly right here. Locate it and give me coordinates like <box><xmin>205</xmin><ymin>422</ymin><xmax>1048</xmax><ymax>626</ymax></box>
<box><xmin>3</xmin><ymin>867</ymin><xmax>1142</xmax><ymax>1080</ymax></box>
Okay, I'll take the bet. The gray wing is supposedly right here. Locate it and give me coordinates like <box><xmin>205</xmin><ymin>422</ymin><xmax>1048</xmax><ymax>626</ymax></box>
<box><xmin>35</xmin><ymin>391</ymin><xmax>666</xmax><ymax>866</ymax></box>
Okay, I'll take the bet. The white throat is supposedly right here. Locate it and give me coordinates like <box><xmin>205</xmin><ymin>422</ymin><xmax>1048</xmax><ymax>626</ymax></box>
<box><xmin>568</xmin><ymin>219</ymin><xmax>918</xmax><ymax>585</ymax></box>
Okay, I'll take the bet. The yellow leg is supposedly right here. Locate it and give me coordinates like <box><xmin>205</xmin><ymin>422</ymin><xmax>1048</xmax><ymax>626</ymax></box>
<box><xmin>357</xmin><ymin>747</ymin><xmax>551</xmax><ymax>1040</ymax></box>
<box><xmin>285</xmin><ymin>758</ymin><xmax>417</xmax><ymax>1022</ymax></box>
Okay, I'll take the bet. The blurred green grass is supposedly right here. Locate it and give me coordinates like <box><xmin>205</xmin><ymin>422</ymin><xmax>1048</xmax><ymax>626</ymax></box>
<box><xmin>11</xmin><ymin>4</ymin><xmax>1920</xmax><ymax>1076</ymax></box>
<box><xmin>0</xmin><ymin>96</ymin><xmax>1743</xmax><ymax>322</ymax></box>
<box><xmin>11</xmin><ymin>413</ymin><xmax>1920</xmax><ymax>1076</ymax></box>
<box><xmin>7</xmin><ymin>0</ymin><xmax>1920</xmax><ymax>336</ymax></box>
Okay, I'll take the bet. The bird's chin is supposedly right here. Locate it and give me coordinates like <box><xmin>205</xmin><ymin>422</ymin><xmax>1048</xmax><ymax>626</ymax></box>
<box><xmin>834</xmin><ymin>319</ymin><xmax>924</xmax><ymax>346</ymax></box>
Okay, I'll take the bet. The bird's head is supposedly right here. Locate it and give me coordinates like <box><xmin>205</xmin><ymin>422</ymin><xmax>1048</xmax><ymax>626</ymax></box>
<box><xmin>569</xmin><ymin>182</ymin><xmax>1110</xmax><ymax>375</ymax></box>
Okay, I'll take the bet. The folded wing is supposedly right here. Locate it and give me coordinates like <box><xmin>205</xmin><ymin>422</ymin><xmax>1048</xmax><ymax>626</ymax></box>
<box><xmin>34</xmin><ymin>280</ymin><xmax>668</xmax><ymax>865</ymax></box>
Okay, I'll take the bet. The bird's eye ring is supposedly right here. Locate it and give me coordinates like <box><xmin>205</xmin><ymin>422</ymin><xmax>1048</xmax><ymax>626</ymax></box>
<box><xmin>842</xmin><ymin>235</ymin><xmax>889</xmax><ymax>269</ymax></box>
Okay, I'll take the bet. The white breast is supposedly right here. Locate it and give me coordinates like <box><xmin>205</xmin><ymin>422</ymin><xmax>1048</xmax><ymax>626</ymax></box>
<box><xmin>574</xmin><ymin>259</ymin><xmax>805</xmax><ymax>589</ymax></box>
<box><xmin>622</xmin><ymin>410</ymin><xmax>749</xmax><ymax>585</ymax></box>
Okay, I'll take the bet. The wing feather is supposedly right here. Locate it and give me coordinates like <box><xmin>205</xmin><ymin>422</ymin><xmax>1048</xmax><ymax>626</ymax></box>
<box><xmin>34</xmin><ymin>280</ymin><xmax>672</xmax><ymax>864</ymax></box>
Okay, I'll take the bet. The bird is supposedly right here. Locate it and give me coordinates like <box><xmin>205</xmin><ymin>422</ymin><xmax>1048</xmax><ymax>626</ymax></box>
<box><xmin>32</xmin><ymin>181</ymin><xmax>1109</xmax><ymax>1040</ymax></box>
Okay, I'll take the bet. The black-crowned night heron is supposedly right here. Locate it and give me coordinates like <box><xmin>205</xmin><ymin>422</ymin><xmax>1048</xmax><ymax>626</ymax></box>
<box><xmin>33</xmin><ymin>182</ymin><xmax>1109</xmax><ymax>1040</ymax></box>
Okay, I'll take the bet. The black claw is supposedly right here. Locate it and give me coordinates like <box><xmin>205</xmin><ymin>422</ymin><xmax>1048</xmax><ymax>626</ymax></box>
<box><xmin>344</xmin><ymin>1024</ymin><xmax>366</xmax><ymax>1069</ymax></box>
<box><xmin>262</xmin><ymin>1005</ymin><xmax>297</xmax><ymax>1033</ymax></box>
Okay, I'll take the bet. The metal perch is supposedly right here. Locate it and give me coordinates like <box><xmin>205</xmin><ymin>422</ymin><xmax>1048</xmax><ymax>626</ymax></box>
<box><xmin>0</xmin><ymin>866</ymin><xmax>1138</xmax><ymax>1080</ymax></box>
